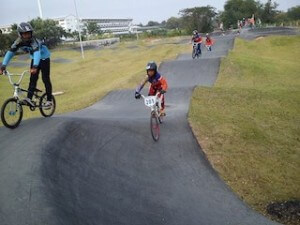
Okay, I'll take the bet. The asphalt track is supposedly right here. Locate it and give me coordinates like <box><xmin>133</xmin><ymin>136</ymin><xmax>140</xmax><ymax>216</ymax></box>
<box><xmin>0</xmin><ymin>29</ymin><xmax>288</xmax><ymax>225</ymax></box>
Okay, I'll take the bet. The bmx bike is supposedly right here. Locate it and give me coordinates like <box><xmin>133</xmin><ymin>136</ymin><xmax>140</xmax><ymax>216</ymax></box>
<box><xmin>1</xmin><ymin>70</ymin><xmax>56</xmax><ymax>129</ymax></box>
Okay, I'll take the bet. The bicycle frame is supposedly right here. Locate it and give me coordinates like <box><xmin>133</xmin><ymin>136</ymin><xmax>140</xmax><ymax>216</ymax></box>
<box><xmin>4</xmin><ymin>70</ymin><xmax>29</xmax><ymax>99</ymax></box>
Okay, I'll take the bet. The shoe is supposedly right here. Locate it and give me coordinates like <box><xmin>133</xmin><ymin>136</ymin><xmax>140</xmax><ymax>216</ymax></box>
<box><xmin>160</xmin><ymin>109</ymin><xmax>166</xmax><ymax>117</ymax></box>
<box><xmin>43</xmin><ymin>101</ymin><xmax>53</xmax><ymax>110</ymax></box>
<box><xmin>22</xmin><ymin>98</ymin><xmax>35</xmax><ymax>107</ymax></box>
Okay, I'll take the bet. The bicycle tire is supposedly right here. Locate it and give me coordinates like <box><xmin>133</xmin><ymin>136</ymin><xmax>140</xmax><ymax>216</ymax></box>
<box><xmin>192</xmin><ymin>47</ymin><xmax>196</xmax><ymax>59</ymax></box>
<box><xmin>39</xmin><ymin>94</ymin><xmax>56</xmax><ymax>117</ymax></box>
<box><xmin>150</xmin><ymin>112</ymin><xmax>160</xmax><ymax>141</ymax></box>
<box><xmin>1</xmin><ymin>98</ymin><xmax>23</xmax><ymax>129</ymax></box>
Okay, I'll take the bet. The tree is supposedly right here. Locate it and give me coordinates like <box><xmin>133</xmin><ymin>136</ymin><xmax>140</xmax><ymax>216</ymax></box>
<box><xmin>261</xmin><ymin>0</ymin><xmax>279</xmax><ymax>23</ymax></box>
<box><xmin>30</xmin><ymin>18</ymin><xmax>66</xmax><ymax>47</ymax></box>
<box><xmin>86</xmin><ymin>21</ymin><xmax>101</xmax><ymax>35</ymax></box>
<box><xmin>287</xmin><ymin>6</ymin><xmax>300</xmax><ymax>20</ymax></box>
<box><xmin>0</xmin><ymin>24</ymin><xmax>18</xmax><ymax>56</ymax></box>
<box><xmin>166</xmin><ymin>17</ymin><xmax>182</xmax><ymax>29</ymax></box>
<box><xmin>147</xmin><ymin>21</ymin><xmax>160</xmax><ymax>27</ymax></box>
<box><xmin>0</xmin><ymin>34</ymin><xmax>10</xmax><ymax>56</ymax></box>
<box><xmin>275</xmin><ymin>12</ymin><xmax>289</xmax><ymax>23</ymax></box>
<box><xmin>221</xmin><ymin>0</ymin><xmax>261</xmax><ymax>28</ymax></box>
<box><xmin>180</xmin><ymin>6</ymin><xmax>217</xmax><ymax>33</ymax></box>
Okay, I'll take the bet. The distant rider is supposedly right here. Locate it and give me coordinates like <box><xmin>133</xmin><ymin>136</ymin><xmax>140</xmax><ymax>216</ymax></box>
<box><xmin>205</xmin><ymin>33</ymin><xmax>214</xmax><ymax>51</ymax></box>
<box><xmin>135</xmin><ymin>61</ymin><xmax>168</xmax><ymax>116</ymax></box>
<box><xmin>0</xmin><ymin>22</ymin><xmax>53</xmax><ymax>108</ymax></box>
<box><xmin>191</xmin><ymin>30</ymin><xmax>202</xmax><ymax>55</ymax></box>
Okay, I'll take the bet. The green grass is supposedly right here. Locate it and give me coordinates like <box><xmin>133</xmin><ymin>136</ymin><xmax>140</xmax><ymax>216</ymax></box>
<box><xmin>189</xmin><ymin>36</ymin><xmax>300</xmax><ymax>224</ymax></box>
<box><xmin>0</xmin><ymin>37</ymin><xmax>189</xmax><ymax>124</ymax></box>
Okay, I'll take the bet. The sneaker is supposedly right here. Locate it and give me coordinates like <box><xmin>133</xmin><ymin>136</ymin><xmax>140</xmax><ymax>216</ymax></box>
<box><xmin>22</xmin><ymin>98</ymin><xmax>35</xmax><ymax>107</ymax></box>
<box><xmin>43</xmin><ymin>101</ymin><xmax>53</xmax><ymax>110</ymax></box>
<box><xmin>160</xmin><ymin>109</ymin><xmax>166</xmax><ymax>117</ymax></box>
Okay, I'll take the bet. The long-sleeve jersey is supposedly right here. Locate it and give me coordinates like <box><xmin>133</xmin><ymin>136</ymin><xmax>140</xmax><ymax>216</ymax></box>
<box><xmin>206</xmin><ymin>37</ymin><xmax>214</xmax><ymax>46</ymax></box>
<box><xmin>192</xmin><ymin>34</ymin><xmax>202</xmax><ymax>43</ymax></box>
<box><xmin>2</xmin><ymin>37</ymin><xmax>50</xmax><ymax>68</ymax></box>
<box><xmin>136</xmin><ymin>72</ymin><xmax>168</xmax><ymax>93</ymax></box>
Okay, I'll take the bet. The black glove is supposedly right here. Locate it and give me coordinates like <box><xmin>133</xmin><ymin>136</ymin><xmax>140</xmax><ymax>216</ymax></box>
<box><xmin>160</xmin><ymin>90</ymin><xmax>166</xmax><ymax>94</ymax></box>
<box><xmin>0</xmin><ymin>65</ymin><xmax>6</xmax><ymax>75</ymax></box>
<box><xmin>135</xmin><ymin>92</ymin><xmax>141</xmax><ymax>99</ymax></box>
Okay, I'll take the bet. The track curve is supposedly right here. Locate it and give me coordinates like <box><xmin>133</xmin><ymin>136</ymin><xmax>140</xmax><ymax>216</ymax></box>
<box><xmin>0</xmin><ymin>31</ymin><xmax>281</xmax><ymax>225</ymax></box>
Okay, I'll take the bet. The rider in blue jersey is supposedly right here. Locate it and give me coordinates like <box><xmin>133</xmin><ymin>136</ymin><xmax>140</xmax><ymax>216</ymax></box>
<box><xmin>0</xmin><ymin>22</ymin><xmax>53</xmax><ymax>107</ymax></box>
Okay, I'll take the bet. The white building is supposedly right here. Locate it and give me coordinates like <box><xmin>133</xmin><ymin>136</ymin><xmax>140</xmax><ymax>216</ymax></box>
<box><xmin>81</xmin><ymin>18</ymin><xmax>133</xmax><ymax>35</ymax></box>
<box><xmin>0</xmin><ymin>25</ymin><xmax>13</xmax><ymax>34</ymax></box>
<box><xmin>54</xmin><ymin>14</ymin><xmax>78</xmax><ymax>33</ymax></box>
<box><xmin>1</xmin><ymin>16</ymin><xmax>135</xmax><ymax>35</ymax></box>
<box><xmin>54</xmin><ymin>15</ymin><xmax>135</xmax><ymax>35</ymax></box>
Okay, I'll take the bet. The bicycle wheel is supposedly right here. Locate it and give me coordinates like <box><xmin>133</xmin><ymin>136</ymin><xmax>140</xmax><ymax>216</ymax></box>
<box><xmin>39</xmin><ymin>93</ymin><xmax>56</xmax><ymax>117</ymax></box>
<box><xmin>1</xmin><ymin>98</ymin><xmax>23</xmax><ymax>129</ymax></box>
<box><xmin>192</xmin><ymin>47</ymin><xmax>196</xmax><ymax>59</ymax></box>
<box><xmin>150</xmin><ymin>111</ymin><xmax>160</xmax><ymax>141</ymax></box>
<box><xmin>156</xmin><ymin>105</ymin><xmax>163</xmax><ymax>124</ymax></box>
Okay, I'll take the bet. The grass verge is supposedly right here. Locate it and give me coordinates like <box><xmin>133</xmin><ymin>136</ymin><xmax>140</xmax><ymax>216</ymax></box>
<box><xmin>189</xmin><ymin>36</ymin><xmax>300</xmax><ymax>224</ymax></box>
<box><xmin>0</xmin><ymin>37</ymin><xmax>189</xmax><ymax>125</ymax></box>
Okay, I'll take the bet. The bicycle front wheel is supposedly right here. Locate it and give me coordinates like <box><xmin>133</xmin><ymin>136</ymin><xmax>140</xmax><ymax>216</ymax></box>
<box><xmin>192</xmin><ymin>47</ymin><xmax>196</xmax><ymax>59</ymax></box>
<box><xmin>1</xmin><ymin>98</ymin><xmax>23</xmax><ymax>129</ymax></box>
<box><xmin>150</xmin><ymin>112</ymin><xmax>160</xmax><ymax>141</ymax></box>
<box><xmin>39</xmin><ymin>94</ymin><xmax>56</xmax><ymax>117</ymax></box>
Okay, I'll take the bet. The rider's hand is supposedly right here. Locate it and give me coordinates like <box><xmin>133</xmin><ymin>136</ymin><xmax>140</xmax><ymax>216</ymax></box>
<box><xmin>160</xmin><ymin>90</ymin><xmax>166</xmax><ymax>94</ymax></box>
<box><xmin>0</xmin><ymin>66</ymin><xmax>6</xmax><ymax>75</ymax></box>
<box><xmin>31</xmin><ymin>67</ymin><xmax>38</xmax><ymax>75</ymax></box>
<box><xmin>135</xmin><ymin>92</ymin><xmax>141</xmax><ymax>99</ymax></box>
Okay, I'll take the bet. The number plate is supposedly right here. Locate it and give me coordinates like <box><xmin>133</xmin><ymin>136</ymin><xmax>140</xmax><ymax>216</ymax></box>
<box><xmin>144</xmin><ymin>96</ymin><xmax>156</xmax><ymax>107</ymax></box>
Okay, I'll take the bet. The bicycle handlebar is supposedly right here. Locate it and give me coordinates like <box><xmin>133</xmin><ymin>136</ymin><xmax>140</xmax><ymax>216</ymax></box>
<box><xmin>3</xmin><ymin>70</ymin><xmax>30</xmax><ymax>86</ymax></box>
<box><xmin>141</xmin><ymin>91</ymin><xmax>161</xmax><ymax>99</ymax></box>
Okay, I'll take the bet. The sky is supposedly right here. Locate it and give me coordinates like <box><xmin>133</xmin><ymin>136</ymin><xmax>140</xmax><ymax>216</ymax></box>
<box><xmin>0</xmin><ymin>0</ymin><xmax>299</xmax><ymax>26</ymax></box>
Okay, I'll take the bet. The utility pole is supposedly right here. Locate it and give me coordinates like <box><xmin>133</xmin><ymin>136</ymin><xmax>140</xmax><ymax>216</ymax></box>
<box><xmin>73</xmin><ymin>0</ymin><xmax>85</xmax><ymax>59</ymax></box>
<box><xmin>37</xmin><ymin>0</ymin><xmax>43</xmax><ymax>18</ymax></box>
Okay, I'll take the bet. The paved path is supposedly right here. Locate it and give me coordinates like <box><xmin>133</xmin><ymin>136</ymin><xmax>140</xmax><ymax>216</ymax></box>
<box><xmin>0</xmin><ymin>32</ymin><xmax>280</xmax><ymax>225</ymax></box>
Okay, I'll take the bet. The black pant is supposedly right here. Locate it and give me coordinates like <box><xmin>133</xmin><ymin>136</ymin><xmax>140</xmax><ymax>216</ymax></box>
<box><xmin>28</xmin><ymin>58</ymin><xmax>52</xmax><ymax>101</ymax></box>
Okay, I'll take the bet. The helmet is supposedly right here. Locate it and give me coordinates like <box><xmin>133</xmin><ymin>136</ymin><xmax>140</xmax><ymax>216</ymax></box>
<box><xmin>206</xmin><ymin>33</ymin><xmax>209</xmax><ymax>36</ymax></box>
<box><xmin>17</xmin><ymin>22</ymin><xmax>33</xmax><ymax>38</ymax></box>
<box><xmin>193</xmin><ymin>30</ymin><xmax>198</xmax><ymax>35</ymax></box>
<box><xmin>146</xmin><ymin>61</ymin><xmax>157</xmax><ymax>71</ymax></box>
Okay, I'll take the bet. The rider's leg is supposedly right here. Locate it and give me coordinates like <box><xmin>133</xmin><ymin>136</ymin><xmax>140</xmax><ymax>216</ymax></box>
<box><xmin>40</xmin><ymin>58</ymin><xmax>53</xmax><ymax>101</ymax></box>
<box><xmin>27</xmin><ymin>60</ymin><xmax>40</xmax><ymax>100</ymax></box>
<box><xmin>197</xmin><ymin>43</ymin><xmax>202</xmax><ymax>55</ymax></box>
<box><xmin>160</xmin><ymin>94</ymin><xmax>166</xmax><ymax>116</ymax></box>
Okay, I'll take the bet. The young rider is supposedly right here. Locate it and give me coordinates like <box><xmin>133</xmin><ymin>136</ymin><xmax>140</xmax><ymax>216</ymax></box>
<box><xmin>205</xmin><ymin>33</ymin><xmax>214</xmax><ymax>51</ymax></box>
<box><xmin>191</xmin><ymin>30</ymin><xmax>202</xmax><ymax>55</ymax></box>
<box><xmin>135</xmin><ymin>61</ymin><xmax>168</xmax><ymax>116</ymax></box>
<box><xmin>0</xmin><ymin>22</ymin><xmax>53</xmax><ymax>107</ymax></box>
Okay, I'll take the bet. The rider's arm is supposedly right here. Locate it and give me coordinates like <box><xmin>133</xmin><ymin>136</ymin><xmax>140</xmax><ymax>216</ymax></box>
<box><xmin>160</xmin><ymin>77</ymin><xmax>168</xmax><ymax>92</ymax></box>
<box><xmin>136</xmin><ymin>77</ymin><xmax>148</xmax><ymax>93</ymax></box>
<box><xmin>32</xmin><ymin>50</ymin><xmax>41</xmax><ymax>68</ymax></box>
<box><xmin>2</xmin><ymin>51</ymin><xmax>15</xmax><ymax>68</ymax></box>
<box><xmin>1</xmin><ymin>38</ymin><xmax>22</xmax><ymax>68</ymax></box>
<box><xmin>191</xmin><ymin>36</ymin><xmax>195</xmax><ymax>42</ymax></box>
<box><xmin>32</xmin><ymin>39</ymin><xmax>42</xmax><ymax>68</ymax></box>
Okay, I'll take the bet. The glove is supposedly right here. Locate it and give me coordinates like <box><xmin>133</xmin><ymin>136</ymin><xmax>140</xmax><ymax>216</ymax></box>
<box><xmin>0</xmin><ymin>65</ymin><xmax>6</xmax><ymax>75</ymax></box>
<box><xmin>160</xmin><ymin>90</ymin><xmax>166</xmax><ymax>94</ymax></box>
<box><xmin>135</xmin><ymin>92</ymin><xmax>141</xmax><ymax>99</ymax></box>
